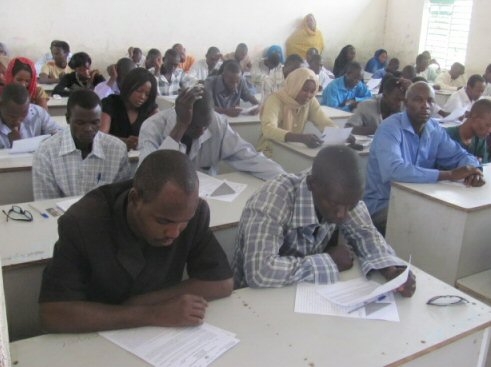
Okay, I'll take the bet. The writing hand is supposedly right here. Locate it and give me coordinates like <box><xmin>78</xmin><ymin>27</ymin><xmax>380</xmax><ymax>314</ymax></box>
<box><xmin>326</xmin><ymin>244</ymin><xmax>354</xmax><ymax>271</ymax></box>
<box><xmin>301</xmin><ymin>133</ymin><xmax>323</xmax><ymax>148</ymax></box>
<box><xmin>152</xmin><ymin>294</ymin><xmax>208</xmax><ymax>327</ymax></box>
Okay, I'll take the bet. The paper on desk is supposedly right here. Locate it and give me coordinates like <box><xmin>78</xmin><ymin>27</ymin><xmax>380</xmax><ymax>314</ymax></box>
<box><xmin>8</xmin><ymin>134</ymin><xmax>50</xmax><ymax>154</ymax></box>
<box><xmin>100</xmin><ymin>323</ymin><xmax>239</xmax><ymax>367</ymax></box>
<box><xmin>240</xmin><ymin>105</ymin><xmax>259</xmax><ymax>115</ymax></box>
<box><xmin>366</xmin><ymin>78</ymin><xmax>382</xmax><ymax>92</ymax></box>
<box><xmin>316</xmin><ymin>264</ymin><xmax>410</xmax><ymax>307</ymax></box>
<box><xmin>56</xmin><ymin>197</ymin><xmax>82</xmax><ymax>212</ymax></box>
<box><xmin>436</xmin><ymin>106</ymin><xmax>467</xmax><ymax>123</ymax></box>
<box><xmin>353</xmin><ymin>135</ymin><xmax>372</xmax><ymax>148</ymax></box>
<box><xmin>197</xmin><ymin>172</ymin><xmax>246</xmax><ymax>202</ymax></box>
<box><xmin>295</xmin><ymin>283</ymin><xmax>399</xmax><ymax>321</ymax></box>
<box><xmin>321</xmin><ymin>127</ymin><xmax>352</xmax><ymax>145</ymax></box>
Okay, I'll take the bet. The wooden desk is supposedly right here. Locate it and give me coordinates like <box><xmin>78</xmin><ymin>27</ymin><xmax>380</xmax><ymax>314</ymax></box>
<box><xmin>386</xmin><ymin>165</ymin><xmax>491</xmax><ymax>285</ymax></box>
<box><xmin>0</xmin><ymin>172</ymin><xmax>264</xmax><ymax>340</ymax></box>
<box><xmin>46</xmin><ymin>97</ymin><xmax>68</xmax><ymax>117</ymax></box>
<box><xmin>321</xmin><ymin>105</ymin><xmax>353</xmax><ymax>127</ymax></box>
<box><xmin>10</xmin><ymin>266</ymin><xmax>491</xmax><ymax>367</ymax></box>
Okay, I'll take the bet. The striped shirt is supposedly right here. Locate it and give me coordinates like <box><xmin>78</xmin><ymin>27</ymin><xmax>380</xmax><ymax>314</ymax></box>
<box><xmin>32</xmin><ymin>127</ymin><xmax>132</xmax><ymax>200</ymax></box>
<box><xmin>232</xmin><ymin>172</ymin><xmax>404</xmax><ymax>288</ymax></box>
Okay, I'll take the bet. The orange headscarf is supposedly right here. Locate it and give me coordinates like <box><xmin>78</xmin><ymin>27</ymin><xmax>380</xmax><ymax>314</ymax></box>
<box><xmin>5</xmin><ymin>57</ymin><xmax>38</xmax><ymax>100</ymax></box>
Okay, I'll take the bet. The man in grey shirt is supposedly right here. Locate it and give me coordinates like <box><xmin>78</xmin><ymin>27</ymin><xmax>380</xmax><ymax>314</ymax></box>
<box><xmin>138</xmin><ymin>86</ymin><xmax>284</xmax><ymax>181</ymax></box>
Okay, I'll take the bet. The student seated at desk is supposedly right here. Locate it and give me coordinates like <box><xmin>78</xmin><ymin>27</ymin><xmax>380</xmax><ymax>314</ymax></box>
<box><xmin>144</xmin><ymin>48</ymin><xmax>162</xmax><ymax>71</ymax></box>
<box><xmin>127</xmin><ymin>47</ymin><xmax>145</xmax><ymax>68</ymax></box>
<box><xmin>372</xmin><ymin>58</ymin><xmax>400</xmax><ymax>80</ymax></box>
<box><xmin>415</xmin><ymin>53</ymin><xmax>438</xmax><ymax>83</ymax></box>
<box><xmin>205</xmin><ymin>60</ymin><xmax>259</xmax><ymax>117</ymax></box>
<box><xmin>321</xmin><ymin>62</ymin><xmax>372</xmax><ymax>112</ymax></box>
<box><xmin>34</xmin><ymin>40</ymin><xmax>72</xmax><ymax>75</ymax></box>
<box><xmin>188</xmin><ymin>46</ymin><xmax>222</xmax><ymax>81</ymax></box>
<box><xmin>139</xmin><ymin>86</ymin><xmax>284</xmax><ymax>180</ymax></box>
<box><xmin>346</xmin><ymin>76</ymin><xmax>409</xmax><ymax>135</ymax></box>
<box><xmin>251</xmin><ymin>46</ymin><xmax>283</xmax><ymax>93</ymax></box>
<box><xmin>258</xmin><ymin>68</ymin><xmax>336</xmax><ymax>156</ymax></box>
<box><xmin>101</xmin><ymin>68</ymin><xmax>158</xmax><ymax>150</ymax></box>
<box><xmin>173</xmin><ymin>43</ymin><xmax>195</xmax><ymax>73</ymax></box>
<box><xmin>445</xmin><ymin>99</ymin><xmax>491</xmax><ymax>163</ymax></box>
<box><xmin>307</xmin><ymin>53</ymin><xmax>334</xmax><ymax>91</ymax></box>
<box><xmin>434</xmin><ymin>62</ymin><xmax>466</xmax><ymax>91</ymax></box>
<box><xmin>365</xmin><ymin>49</ymin><xmax>388</xmax><ymax>74</ymax></box>
<box><xmin>4</xmin><ymin>57</ymin><xmax>49</xmax><ymax>110</ymax></box>
<box><xmin>261</xmin><ymin>53</ymin><xmax>304</xmax><ymax>99</ymax></box>
<box><xmin>223</xmin><ymin>43</ymin><xmax>252</xmax><ymax>74</ymax></box>
<box><xmin>154</xmin><ymin>49</ymin><xmax>192</xmax><ymax>96</ymax></box>
<box><xmin>33</xmin><ymin>90</ymin><xmax>131</xmax><ymax>200</ymax></box>
<box><xmin>38</xmin><ymin>150</ymin><xmax>233</xmax><ymax>333</ymax></box>
<box><xmin>0</xmin><ymin>84</ymin><xmax>60</xmax><ymax>149</ymax></box>
<box><xmin>232</xmin><ymin>145</ymin><xmax>416</xmax><ymax>295</ymax></box>
<box><xmin>443</xmin><ymin>74</ymin><xmax>486</xmax><ymax>116</ymax></box>
<box><xmin>364</xmin><ymin>82</ymin><xmax>484</xmax><ymax>235</ymax></box>
<box><xmin>53</xmin><ymin>52</ymin><xmax>105</xmax><ymax>97</ymax></box>
<box><xmin>38</xmin><ymin>41</ymin><xmax>71</xmax><ymax>85</ymax></box>
<box><xmin>333</xmin><ymin>44</ymin><xmax>356</xmax><ymax>78</ymax></box>
<box><xmin>94</xmin><ymin>58</ymin><xmax>136</xmax><ymax>100</ymax></box>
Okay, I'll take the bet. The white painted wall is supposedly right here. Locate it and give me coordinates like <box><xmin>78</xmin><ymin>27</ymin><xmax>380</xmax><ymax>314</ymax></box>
<box><xmin>0</xmin><ymin>0</ymin><xmax>387</xmax><ymax>72</ymax></box>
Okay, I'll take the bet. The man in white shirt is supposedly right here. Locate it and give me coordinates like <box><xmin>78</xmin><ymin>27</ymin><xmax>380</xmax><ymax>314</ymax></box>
<box><xmin>188</xmin><ymin>47</ymin><xmax>222</xmax><ymax>81</ymax></box>
<box><xmin>139</xmin><ymin>86</ymin><xmax>284</xmax><ymax>180</ymax></box>
<box><xmin>434</xmin><ymin>62</ymin><xmax>466</xmax><ymax>91</ymax></box>
<box><xmin>443</xmin><ymin>74</ymin><xmax>486</xmax><ymax>115</ymax></box>
<box><xmin>0</xmin><ymin>84</ymin><xmax>61</xmax><ymax>149</ymax></box>
<box><xmin>32</xmin><ymin>89</ymin><xmax>131</xmax><ymax>200</ymax></box>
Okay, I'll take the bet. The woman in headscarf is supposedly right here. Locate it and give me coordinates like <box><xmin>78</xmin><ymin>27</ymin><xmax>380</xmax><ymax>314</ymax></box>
<box><xmin>333</xmin><ymin>45</ymin><xmax>356</xmax><ymax>78</ymax></box>
<box><xmin>4</xmin><ymin>57</ymin><xmax>49</xmax><ymax>110</ymax></box>
<box><xmin>258</xmin><ymin>68</ymin><xmax>336</xmax><ymax>157</ymax></box>
<box><xmin>365</xmin><ymin>49</ymin><xmax>388</xmax><ymax>74</ymax></box>
<box><xmin>285</xmin><ymin>14</ymin><xmax>324</xmax><ymax>59</ymax></box>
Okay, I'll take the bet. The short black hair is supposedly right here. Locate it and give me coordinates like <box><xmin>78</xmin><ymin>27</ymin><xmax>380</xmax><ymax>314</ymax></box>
<box><xmin>222</xmin><ymin>60</ymin><xmax>241</xmax><ymax>74</ymax></box>
<box><xmin>467</xmin><ymin>74</ymin><xmax>485</xmax><ymax>88</ymax></box>
<box><xmin>134</xmin><ymin>150</ymin><xmax>198</xmax><ymax>202</ymax></box>
<box><xmin>1</xmin><ymin>84</ymin><xmax>29</xmax><ymax>105</ymax></box>
<box><xmin>164</xmin><ymin>48</ymin><xmax>179</xmax><ymax>60</ymax></box>
<box><xmin>312</xmin><ymin>145</ymin><xmax>364</xmax><ymax>194</ymax></box>
<box><xmin>236</xmin><ymin>43</ymin><xmax>248</xmax><ymax>52</ymax></box>
<box><xmin>382</xmin><ymin>76</ymin><xmax>406</xmax><ymax>95</ymax></box>
<box><xmin>146</xmin><ymin>48</ymin><xmax>161</xmax><ymax>59</ymax></box>
<box><xmin>132</xmin><ymin>47</ymin><xmax>142</xmax><ymax>55</ymax></box>
<box><xmin>470</xmin><ymin>98</ymin><xmax>491</xmax><ymax>117</ymax></box>
<box><xmin>116</xmin><ymin>57</ymin><xmax>136</xmax><ymax>81</ymax></box>
<box><xmin>52</xmin><ymin>41</ymin><xmax>70</xmax><ymax>54</ymax></box>
<box><xmin>66</xmin><ymin>89</ymin><xmax>101</xmax><ymax>119</ymax></box>
<box><xmin>284</xmin><ymin>54</ymin><xmax>304</xmax><ymax>66</ymax></box>
<box><xmin>68</xmin><ymin>52</ymin><xmax>92</xmax><ymax>69</ymax></box>
<box><xmin>191</xmin><ymin>89</ymin><xmax>213</xmax><ymax>128</ymax></box>
<box><xmin>120</xmin><ymin>68</ymin><xmax>157</xmax><ymax>115</ymax></box>
<box><xmin>206</xmin><ymin>47</ymin><xmax>220</xmax><ymax>56</ymax></box>
<box><xmin>346</xmin><ymin>61</ymin><xmax>362</xmax><ymax>74</ymax></box>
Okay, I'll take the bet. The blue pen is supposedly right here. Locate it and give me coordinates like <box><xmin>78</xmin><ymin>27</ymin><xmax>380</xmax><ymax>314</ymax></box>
<box><xmin>348</xmin><ymin>294</ymin><xmax>387</xmax><ymax>314</ymax></box>
<box><xmin>97</xmin><ymin>172</ymin><xmax>101</xmax><ymax>183</ymax></box>
<box><xmin>28</xmin><ymin>204</ymin><xmax>49</xmax><ymax>219</ymax></box>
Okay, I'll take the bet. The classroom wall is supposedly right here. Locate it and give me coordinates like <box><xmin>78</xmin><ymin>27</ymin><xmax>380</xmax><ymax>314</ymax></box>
<box><xmin>0</xmin><ymin>0</ymin><xmax>388</xmax><ymax>72</ymax></box>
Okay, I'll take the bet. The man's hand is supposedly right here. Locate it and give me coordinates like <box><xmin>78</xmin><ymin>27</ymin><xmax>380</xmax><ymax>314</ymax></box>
<box><xmin>380</xmin><ymin>266</ymin><xmax>416</xmax><ymax>297</ymax></box>
<box><xmin>151</xmin><ymin>294</ymin><xmax>208</xmax><ymax>327</ymax></box>
<box><xmin>300</xmin><ymin>133</ymin><xmax>323</xmax><ymax>148</ymax></box>
<box><xmin>175</xmin><ymin>86</ymin><xmax>205</xmax><ymax>127</ymax></box>
<box><xmin>124</xmin><ymin>136</ymin><xmax>139</xmax><ymax>151</ymax></box>
<box><xmin>450</xmin><ymin>166</ymin><xmax>484</xmax><ymax>183</ymax></box>
<box><xmin>464</xmin><ymin>173</ymin><xmax>486</xmax><ymax>187</ymax></box>
<box><xmin>326</xmin><ymin>244</ymin><xmax>354</xmax><ymax>271</ymax></box>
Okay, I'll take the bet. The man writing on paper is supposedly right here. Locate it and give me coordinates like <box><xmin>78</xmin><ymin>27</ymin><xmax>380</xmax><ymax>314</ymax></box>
<box><xmin>139</xmin><ymin>85</ymin><xmax>284</xmax><ymax>181</ymax></box>
<box><xmin>233</xmin><ymin>145</ymin><xmax>415</xmax><ymax>297</ymax></box>
<box><xmin>364</xmin><ymin>82</ymin><xmax>484</xmax><ymax>235</ymax></box>
<box><xmin>39</xmin><ymin>150</ymin><xmax>233</xmax><ymax>332</ymax></box>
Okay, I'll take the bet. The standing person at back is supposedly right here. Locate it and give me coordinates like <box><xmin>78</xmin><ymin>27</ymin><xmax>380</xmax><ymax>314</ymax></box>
<box><xmin>285</xmin><ymin>14</ymin><xmax>324</xmax><ymax>59</ymax></box>
<box><xmin>33</xmin><ymin>89</ymin><xmax>131</xmax><ymax>200</ymax></box>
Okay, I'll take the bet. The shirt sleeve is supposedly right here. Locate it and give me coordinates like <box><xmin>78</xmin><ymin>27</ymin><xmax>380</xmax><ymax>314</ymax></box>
<box><xmin>235</xmin><ymin>184</ymin><xmax>340</xmax><ymax>288</ymax></box>
<box><xmin>307</xmin><ymin>98</ymin><xmax>337</xmax><ymax>130</ymax></box>
<box><xmin>53</xmin><ymin>74</ymin><xmax>72</xmax><ymax>97</ymax></box>
<box><xmin>114</xmin><ymin>149</ymin><xmax>132</xmax><ymax>183</ymax></box>
<box><xmin>354</xmin><ymin>83</ymin><xmax>372</xmax><ymax>103</ymax></box>
<box><xmin>434</xmin><ymin>127</ymin><xmax>481</xmax><ymax>169</ymax></box>
<box><xmin>32</xmin><ymin>144</ymin><xmax>63</xmax><ymax>200</ymax></box>
<box><xmin>260</xmin><ymin>95</ymin><xmax>289</xmax><ymax>142</ymax></box>
<box><xmin>340</xmin><ymin>201</ymin><xmax>405</xmax><ymax>276</ymax></box>
<box><xmin>322</xmin><ymin>83</ymin><xmax>349</xmax><ymax>111</ymax></box>
<box><xmin>41</xmin><ymin>111</ymin><xmax>63</xmax><ymax>135</ymax></box>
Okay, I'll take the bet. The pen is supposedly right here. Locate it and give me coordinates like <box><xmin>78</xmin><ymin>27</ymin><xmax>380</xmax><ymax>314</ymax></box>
<box><xmin>348</xmin><ymin>294</ymin><xmax>387</xmax><ymax>314</ymax></box>
<box><xmin>97</xmin><ymin>172</ymin><xmax>101</xmax><ymax>183</ymax></box>
<box><xmin>28</xmin><ymin>204</ymin><xmax>49</xmax><ymax>219</ymax></box>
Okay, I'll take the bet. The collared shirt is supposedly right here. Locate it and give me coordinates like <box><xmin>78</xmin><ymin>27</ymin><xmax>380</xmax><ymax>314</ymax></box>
<box><xmin>156</xmin><ymin>68</ymin><xmax>193</xmax><ymax>96</ymax></box>
<box><xmin>0</xmin><ymin>104</ymin><xmax>62</xmax><ymax>149</ymax></box>
<box><xmin>364</xmin><ymin>112</ymin><xmax>480</xmax><ymax>215</ymax></box>
<box><xmin>138</xmin><ymin>108</ymin><xmax>285</xmax><ymax>180</ymax></box>
<box><xmin>443</xmin><ymin>87</ymin><xmax>475</xmax><ymax>113</ymax></box>
<box><xmin>446</xmin><ymin>125</ymin><xmax>488</xmax><ymax>163</ymax></box>
<box><xmin>32</xmin><ymin>127</ymin><xmax>131</xmax><ymax>200</ymax></box>
<box><xmin>40</xmin><ymin>61</ymin><xmax>72</xmax><ymax>79</ymax></box>
<box><xmin>416</xmin><ymin>66</ymin><xmax>439</xmax><ymax>83</ymax></box>
<box><xmin>321</xmin><ymin>76</ymin><xmax>372</xmax><ymax>111</ymax></box>
<box><xmin>39</xmin><ymin>180</ymin><xmax>232</xmax><ymax>304</ymax></box>
<box><xmin>251</xmin><ymin>60</ymin><xmax>284</xmax><ymax>92</ymax></box>
<box><xmin>318</xmin><ymin>66</ymin><xmax>335</xmax><ymax>90</ymax></box>
<box><xmin>188</xmin><ymin>59</ymin><xmax>222</xmax><ymax>81</ymax></box>
<box><xmin>434</xmin><ymin>71</ymin><xmax>467</xmax><ymax>91</ymax></box>
<box><xmin>205</xmin><ymin>75</ymin><xmax>255</xmax><ymax>109</ymax></box>
<box><xmin>94</xmin><ymin>81</ymin><xmax>120</xmax><ymax>99</ymax></box>
<box><xmin>345</xmin><ymin>95</ymin><xmax>383</xmax><ymax>133</ymax></box>
<box><xmin>232</xmin><ymin>172</ymin><xmax>404</xmax><ymax>288</ymax></box>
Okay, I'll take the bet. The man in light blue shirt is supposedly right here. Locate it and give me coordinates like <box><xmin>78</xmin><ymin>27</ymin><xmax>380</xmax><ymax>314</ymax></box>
<box><xmin>364</xmin><ymin>82</ymin><xmax>484</xmax><ymax>234</ymax></box>
<box><xmin>321</xmin><ymin>62</ymin><xmax>371</xmax><ymax>111</ymax></box>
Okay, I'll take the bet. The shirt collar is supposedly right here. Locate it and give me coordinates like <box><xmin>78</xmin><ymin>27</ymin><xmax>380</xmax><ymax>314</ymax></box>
<box><xmin>401</xmin><ymin>112</ymin><xmax>436</xmax><ymax>137</ymax></box>
<box><xmin>291</xmin><ymin>173</ymin><xmax>320</xmax><ymax>228</ymax></box>
<box><xmin>216</xmin><ymin>76</ymin><xmax>237</xmax><ymax>97</ymax></box>
<box><xmin>58</xmin><ymin>128</ymin><xmax>106</xmax><ymax>159</ymax></box>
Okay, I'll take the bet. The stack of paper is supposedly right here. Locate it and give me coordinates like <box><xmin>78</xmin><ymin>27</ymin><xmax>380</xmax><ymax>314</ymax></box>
<box><xmin>8</xmin><ymin>134</ymin><xmax>50</xmax><ymax>154</ymax></box>
<box><xmin>56</xmin><ymin>197</ymin><xmax>82</xmax><ymax>212</ymax></box>
<box><xmin>320</xmin><ymin>127</ymin><xmax>352</xmax><ymax>145</ymax></box>
<box><xmin>197</xmin><ymin>172</ymin><xmax>246</xmax><ymax>202</ymax></box>
<box><xmin>100</xmin><ymin>323</ymin><xmax>239</xmax><ymax>367</ymax></box>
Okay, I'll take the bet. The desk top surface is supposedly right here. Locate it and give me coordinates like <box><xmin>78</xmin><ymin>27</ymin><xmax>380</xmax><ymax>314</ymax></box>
<box><xmin>227</xmin><ymin>114</ymin><xmax>260</xmax><ymax>124</ymax></box>
<box><xmin>271</xmin><ymin>138</ymin><xmax>370</xmax><ymax>159</ymax></box>
<box><xmin>9</xmin><ymin>265</ymin><xmax>491</xmax><ymax>367</ymax></box>
<box><xmin>0</xmin><ymin>172</ymin><xmax>263</xmax><ymax>268</ymax></box>
<box><xmin>392</xmin><ymin>165</ymin><xmax>491</xmax><ymax>212</ymax></box>
<box><xmin>321</xmin><ymin>105</ymin><xmax>353</xmax><ymax>119</ymax></box>
<box><xmin>46</xmin><ymin>97</ymin><xmax>68</xmax><ymax>107</ymax></box>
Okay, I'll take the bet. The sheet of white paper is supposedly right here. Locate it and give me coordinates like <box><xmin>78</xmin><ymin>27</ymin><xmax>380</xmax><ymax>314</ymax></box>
<box><xmin>295</xmin><ymin>283</ymin><xmax>399</xmax><ymax>321</ymax></box>
<box><xmin>353</xmin><ymin>135</ymin><xmax>373</xmax><ymax>148</ymax></box>
<box><xmin>240</xmin><ymin>105</ymin><xmax>259</xmax><ymax>115</ymax></box>
<box><xmin>316</xmin><ymin>265</ymin><xmax>410</xmax><ymax>307</ymax></box>
<box><xmin>56</xmin><ymin>197</ymin><xmax>82</xmax><ymax>212</ymax></box>
<box><xmin>100</xmin><ymin>323</ymin><xmax>239</xmax><ymax>367</ymax></box>
<box><xmin>197</xmin><ymin>172</ymin><xmax>246</xmax><ymax>202</ymax></box>
<box><xmin>436</xmin><ymin>106</ymin><xmax>467</xmax><ymax>123</ymax></box>
<box><xmin>9</xmin><ymin>134</ymin><xmax>50</xmax><ymax>154</ymax></box>
<box><xmin>321</xmin><ymin>127</ymin><xmax>352</xmax><ymax>145</ymax></box>
<box><xmin>366</xmin><ymin>78</ymin><xmax>382</xmax><ymax>92</ymax></box>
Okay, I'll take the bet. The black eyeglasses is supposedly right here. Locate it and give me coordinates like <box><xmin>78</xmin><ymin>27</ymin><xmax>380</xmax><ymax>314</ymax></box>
<box><xmin>427</xmin><ymin>295</ymin><xmax>469</xmax><ymax>306</ymax></box>
<box><xmin>2</xmin><ymin>205</ymin><xmax>33</xmax><ymax>222</ymax></box>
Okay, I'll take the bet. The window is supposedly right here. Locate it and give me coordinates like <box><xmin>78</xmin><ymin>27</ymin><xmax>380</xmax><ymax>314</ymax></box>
<box><xmin>419</xmin><ymin>0</ymin><xmax>473</xmax><ymax>70</ymax></box>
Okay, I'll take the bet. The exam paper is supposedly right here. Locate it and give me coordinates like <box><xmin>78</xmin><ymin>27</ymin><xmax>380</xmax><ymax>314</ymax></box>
<box><xmin>321</xmin><ymin>127</ymin><xmax>352</xmax><ymax>145</ymax></box>
<box><xmin>295</xmin><ymin>283</ymin><xmax>399</xmax><ymax>321</ymax></box>
<box><xmin>9</xmin><ymin>134</ymin><xmax>50</xmax><ymax>154</ymax></box>
<box><xmin>100</xmin><ymin>323</ymin><xmax>239</xmax><ymax>367</ymax></box>
<box><xmin>197</xmin><ymin>172</ymin><xmax>246</xmax><ymax>202</ymax></box>
<box><xmin>56</xmin><ymin>197</ymin><xmax>82</xmax><ymax>212</ymax></box>
<box><xmin>366</xmin><ymin>78</ymin><xmax>382</xmax><ymax>92</ymax></box>
<box><xmin>239</xmin><ymin>105</ymin><xmax>259</xmax><ymax>115</ymax></box>
<box><xmin>436</xmin><ymin>106</ymin><xmax>467</xmax><ymax>123</ymax></box>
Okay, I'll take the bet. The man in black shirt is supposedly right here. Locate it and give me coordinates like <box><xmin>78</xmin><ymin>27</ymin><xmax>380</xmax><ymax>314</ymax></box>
<box><xmin>39</xmin><ymin>150</ymin><xmax>233</xmax><ymax>333</ymax></box>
